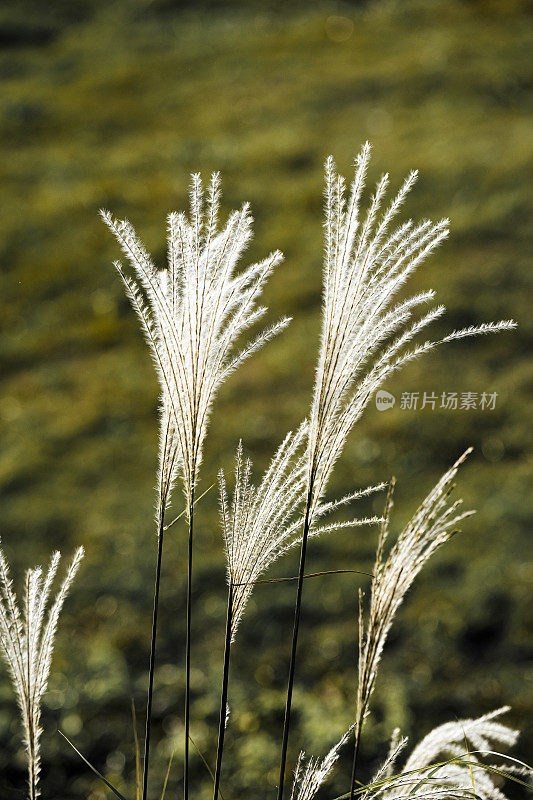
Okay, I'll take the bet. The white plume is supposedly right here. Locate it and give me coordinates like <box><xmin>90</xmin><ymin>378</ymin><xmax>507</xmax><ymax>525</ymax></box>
<box><xmin>355</xmin><ymin>451</ymin><xmax>475</xmax><ymax>747</ymax></box>
<box><xmin>220</xmin><ymin>427</ymin><xmax>384</xmax><ymax>641</ymax></box>
<box><xmin>101</xmin><ymin>172</ymin><xmax>289</xmax><ymax>518</ymax></box>
<box><xmin>0</xmin><ymin>541</ymin><xmax>84</xmax><ymax>799</ymax></box>
<box><xmin>290</xmin><ymin>726</ymin><xmax>354</xmax><ymax>800</ymax></box>
<box><xmin>220</xmin><ymin>425</ymin><xmax>307</xmax><ymax>641</ymax></box>
<box><xmin>306</xmin><ymin>145</ymin><xmax>515</xmax><ymax>517</ymax></box>
<box><xmin>365</xmin><ymin>709</ymin><xmax>528</xmax><ymax>800</ymax></box>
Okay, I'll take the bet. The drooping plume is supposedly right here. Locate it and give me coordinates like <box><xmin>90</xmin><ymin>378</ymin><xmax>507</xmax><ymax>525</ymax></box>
<box><xmin>0</xmin><ymin>541</ymin><xmax>84</xmax><ymax>800</ymax></box>
<box><xmin>355</xmin><ymin>451</ymin><xmax>474</xmax><ymax>755</ymax></box>
<box><xmin>101</xmin><ymin>172</ymin><xmax>289</xmax><ymax>517</ymax></box>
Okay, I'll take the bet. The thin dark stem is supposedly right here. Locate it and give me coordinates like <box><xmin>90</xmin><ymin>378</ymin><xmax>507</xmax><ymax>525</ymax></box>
<box><xmin>28</xmin><ymin>738</ymin><xmax>36</xmax><ymax>800</ymax></box>
<box><xmin>276</xmin><ymin>486</ymin><xmax>313</xmax><ymax>800</ymax></box>
<box><xmin>25</xmin><ymin>575</ymin><xmax>37</xmax><ymax>800</ymax></box>
<box><xmin>184</xmin><ymin>489</ymin><xmax>195</xmax><ymax>800</ymax></box>
<box><xmin>233</xmin><ymin>569</ymin><xmax>373</xmax><ymax>587</ymax></box>
<box><xmin>349</xmin><ymin>723</ymin><xmax>362</xmax><ymax>800</ymax></box>
<box><xmin>213</xmin><ymin>582</ymin><xmax>233</xmax><ymax>800</ymax></box>
<box><xmin>142</xmin><ymin>508</ymin><xmax>166</xmax><ymax>800</ymax></box>
<box><xmin>28</xmin><ymin>716</ymin><xmax>37</xmax><ymax>797</ymax></box>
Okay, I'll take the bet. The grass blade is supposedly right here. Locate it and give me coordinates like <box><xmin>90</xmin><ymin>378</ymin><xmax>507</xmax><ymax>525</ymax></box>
<box><xmin>59</xmin><ymin>730</ymin><xmax>129</xmax><ymax>800</ymax></box>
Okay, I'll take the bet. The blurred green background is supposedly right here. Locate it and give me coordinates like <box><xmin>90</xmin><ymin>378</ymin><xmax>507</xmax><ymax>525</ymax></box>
<box><xmin>0</xmin><ymin>0</ymin><xmax>531</xmax><ymax>798</ymax></box>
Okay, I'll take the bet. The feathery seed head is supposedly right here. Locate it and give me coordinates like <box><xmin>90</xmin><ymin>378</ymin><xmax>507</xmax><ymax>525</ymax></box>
<box><xmin>290</xmin><ymin>726</ymin><xmax>354</xmax><ymax>800</ymax></box>
<box><xmin>101</xmin><ymin>172</ymin><xmax>289</xmax><ymax>516</ymax></box>
<box><xmin>219</xmin><ymin>425</ymin><xmax>308</xmax><ymax>641</ymax></box>
<box><xmin>0</xmin><ymin>542</ymin><xmax>84</xmax><ymax>799</ymax></box>
<box><xmin>220</xmin><ymin>428</ymin><xmax>385</xmax><ymax>642</ymax></box>
<box><xmin>355</xmin><ymin>451</ymin><xmax>474</xmax><ymax>743</ymax></box>
<box><xmin>366</xmin><ymin>709</ymin><xmax>527</xmax><ymax>800</ymax></box>
<box><xmin>308</xmin><ymin>146</ymin><xmax>515</xmax><ymax>515</ymax></box>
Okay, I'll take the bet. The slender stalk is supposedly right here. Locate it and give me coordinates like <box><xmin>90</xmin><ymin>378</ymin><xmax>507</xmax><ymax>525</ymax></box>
<box><xmin>26</xmin><ymin>574</ymin><xmax>36</xmax><ymax>800</ymax></box>
<box><xmin>28</xmin><ymin>733</ymin><xmax>36</xmax><ymax>800</ymax></box>
<box><xmin>277</xmin><ymin>486</ymin><xmax>313</xmax><ymax>800</ymax></box>
<box><xmin>184</xmin><ymin>488</ymin><xmax>195</xmax><ymax>800</ymax></box>
<box><xmin>29</xmin><ymin>736</ymin><xmax>36</xmax><ymax>800</ymax></box>
<box><xmin>350</xmin><ymin>587</ymin><xmax>365</xmax><ymax>800</ymax></box>
<box><xmin>142</xmin><ymin>507</ymin><xmax>166</xmax><ymax>800</ymax></box>
<box><xmin>213</xmin><ymin>582</ymin><xmax>233</xmax><ymax>800</ymax></box>
<box><xmin>349</xmin><ymin>722</ymin><xmax>363</xmax><ymax>800</ymax></box>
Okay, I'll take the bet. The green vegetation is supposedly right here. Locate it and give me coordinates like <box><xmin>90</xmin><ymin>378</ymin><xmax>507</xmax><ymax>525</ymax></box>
<box><xmin>0</xmin><ymin>1</ymin><xmax>531</xmax><ymax>798</ymax></box>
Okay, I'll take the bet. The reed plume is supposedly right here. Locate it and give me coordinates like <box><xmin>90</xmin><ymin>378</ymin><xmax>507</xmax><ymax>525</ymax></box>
<box><xmin>289</xmin><ymin>726</ymin><xmax>354</xmax><ymax>800</ymax></box>
<box><xmin>102</xmin><ymin>172</ymin><xmax>288</xmax><ymax>800</ymax></box>
<box><xmin>289</xmin><ymin>709</ymin><xmax>528</xmax><ymax>800</ymax></box>
<box><xmin>350</xmin><ymin>450</ymin><xmax>474</xmax><ymax>797</ymax></box>
<box><xmin>220</xmin><ymin>426</ymin><xmax>308</xmax><ymax>644</ymax></box>
<box><xmin>307</xmin><ymin>145</ymin><xmax>514</xmax><ymax>518</ymax></box>
<box><xmin>0</xmin><ymin>541</ymin><xmax>84</xmax><ymax>800</ymax></box>
<box><xmin>102</xmin><ymin>173</ymin><xmax>288</xmax><ymax>521</ymax></box>
<box><xmin>277</xmin><ymin>145</ymin><xmax>516</xmax><ymax>799</ymax></box>
<box><xmin>220</xmin><ymin>427</ymin><xmax>382</xmax><ymax>643</ymax></box>
<box><xmin>364</xmin><ymin>708</ymin><xmax>527</xmax><ymax>800</ymax></box>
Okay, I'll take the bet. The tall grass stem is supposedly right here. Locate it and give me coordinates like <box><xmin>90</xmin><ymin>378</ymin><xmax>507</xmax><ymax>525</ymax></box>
<box><xmin>213</xmin><ymin>582</ymin><xmax>233</xmax><ymax>800</ymax></box>
<box><xmin>349</xmin><ymin>723</ymin><xmax>362</xmax><ymax>800</ymax></box>
<box><xmin>184</xmin><ymin>492</ymin><xmax>195</xmax><ymax>800</ymax></box>
<box><xmin>277</xmin><ymin>487</ymin><xmax>313</xmax><ymax>800</ymax></box>
<box><xmin>142</xmin><ymin>509</ymin><xmax>166</xmax><ymax>800</ymax></box>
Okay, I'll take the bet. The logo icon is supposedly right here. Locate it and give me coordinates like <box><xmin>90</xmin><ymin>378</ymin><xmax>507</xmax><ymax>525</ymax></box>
<box><xmin>375</xmin><ymin>390</ymin><xmax>396</xmax><ymax>411</ymax></box>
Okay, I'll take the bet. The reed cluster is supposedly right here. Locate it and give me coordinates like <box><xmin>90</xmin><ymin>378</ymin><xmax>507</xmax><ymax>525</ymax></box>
<box><xmin>1</xmin><ymin>145</ymin><xmax>528</xmax><ymax>800</ymax></box>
